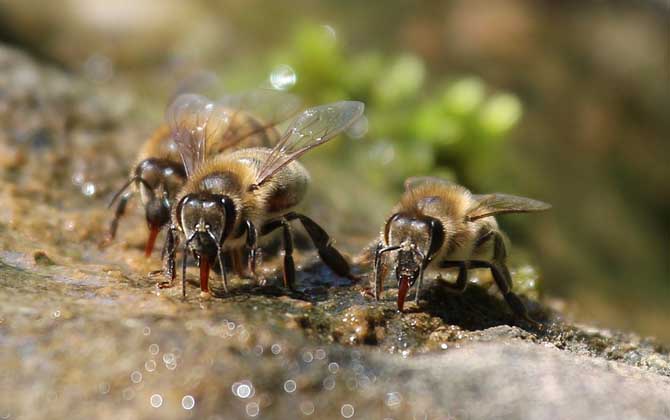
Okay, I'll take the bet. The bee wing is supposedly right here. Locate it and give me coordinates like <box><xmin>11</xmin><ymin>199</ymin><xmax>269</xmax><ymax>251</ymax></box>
<box><xmin>253</xmin><ymin>101</ymin><xmax>365</xmax><ymax>186</ymax></box>
<box><xmin>404</xmin><ymin>176</ymin><xmax>457</xmax><ymax>191</ymax></box>
<box><xmin>467</xmin><ymin>193</ymin><xmax>552</xmax><ymax>221</ymax></box>
<box><xmin>166</xmin><ymin>93</ymin><xmax>235</xmax><ymax>177</ymax></box>
<box><xmin>214</xmin><ymin>89</ymin><xmax>302</xmax><ymax>149</ymax></box>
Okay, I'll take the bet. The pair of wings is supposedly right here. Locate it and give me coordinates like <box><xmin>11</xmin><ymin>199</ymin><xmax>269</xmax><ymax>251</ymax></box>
<box><xmin>167</xmin><ymin>89</ymin><xmax>365</xmax><ymax>187</ymax></box>
<box><xmin>405</xmin><ymin>176</ymin><xmax>551</xmax><ymax>221</ymax></box>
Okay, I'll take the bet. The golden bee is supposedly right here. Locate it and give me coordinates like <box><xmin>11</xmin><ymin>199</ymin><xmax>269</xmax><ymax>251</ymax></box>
<box><xmin>370</xmin><ymin>176</ymin><xmax>551</xmax><ymax>324</ymax></box>
<box><xmin>105</xmin><ymin>90</ymin><xmax>301</xmax><ymax>257</ymax></box>
<box><xmin>161</xmin><ymin>97</ymin><xmax>365</xmax><ymax>296</ymax></box>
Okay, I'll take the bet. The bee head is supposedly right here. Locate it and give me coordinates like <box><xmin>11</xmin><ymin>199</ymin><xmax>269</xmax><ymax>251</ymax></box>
<box><xmin>176</xmin><ymin>193</ymin><xmax>237</xmax><ymax>258</ymax></box>
<box><xmin>135</xmin><ymin>158</ymin><xmax>186</xmax><ymax>229</ymax></box>
<box><xmin>385</xmin><ymin>213</ymin><xmax>445</xmax><ymax>311</ymax></box>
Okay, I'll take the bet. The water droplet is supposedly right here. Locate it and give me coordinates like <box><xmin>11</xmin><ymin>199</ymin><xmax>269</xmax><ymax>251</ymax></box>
<box><xmin>302</xmin><ymin>351</ymin><xmax>314</xmax><ymax>363</ymax></box>
<box><xmin>98</xmin><ymin>383</ymin><xmax>110</xmax><ymax>395</ymax></box>
<box><xmin>130</xmin><ymin>371</ymin><xmax>142</xmax><ymax>384</ymax></box>
<box><xmin>283</xmin><ymin>379</ymin><xmax>297</xmax><ymax>393</ymax></box>
<box><xmin>145</xmin><ymin>360</ymin><xmax>156</xmax><ymax>372</ymax></box>
<box><xmin>245</xmin><ymin>401</ymin><xmax>260</xmax><ymax>417</ymax></box>
<box><xmin>385</xmin><ymin>392</ymin><xmax>402</xmax><ymax>408</ymax></box>
<box><xmin>440</xmin><ymin>343</ymin><xmax>448</xmax><ymax>350</ymax></box>
<box><xmin>71</xmin><ymin>172</ymin><xmax>85</xmax><ymax>186</ymax></box>
<box><xmin>270</xmin><ymin>65</ymin><xmax>297</xmax><ymax>90</ymax></box>
<box><xmin>322</xmin><ymin>376</ymin><xmax>336</xmax><ymax>391</ymax></box>
<box><xmin>368</xmin><ymin>141</ymin><xmax>395</xmax><ymax>166</ymax></box>
<box><xmin>52</xmin><ymin>310</ymin><xmax>61</xmax><ymax>319</ymax></box>
<box><xmin>149</xmin><ymin>344</ymin><xmax>159</xmax><ymax>355</ymax></box>
<box><xmin>142</xmin><ymin>326</ymin><xmax>151</xmax><ymax>336</ymax></box>
<box><xmin>314</xmin><ymin>348</ymin><xmax>326</xmax><ymax>360</ymax></box>
<box><xmin>150</xmin><ymin>394</ymin><xmax>163</xmax><ymax>408</ymax></box>
<box><xmin>322</xmin><ymin>24</ymin><xmax>337</xmax><ymax>41</ymax></box>
<box><xmin>163</xmin><ymin>353</ymin><xmax>176</xmax><ymax>365</ymax></box>
<box><xmin>232</xmin><ymin>381</ymin><xmax>254</xmax><ymax>399</ymax></box>
<box><xmin>341</xmin><ymin>404</ymin><xmax>355</xmax><ymax>418</ymax></box>
<box><xmin>271</xmin><ymin>344</ymin><xmax>282</xmax><ymax>355</ymax></box>
<box><xmin>253</xmin><ymin>345</ymin><xmax>264</xmax><ymax>356</ymax></box>
<box><xmin>82</xmin><ymin>182</ymin><xmax>96</xmax><ymax>197</ymax></box>
<box><xmin>181</xmin><ymin>395</ymin><xmax>195</xmax><ymax>410</ymax></box>
<box><xmin>328</xmin><ymin>362</ymin><xmax>339</xmax><ymax>374</ymax></box>
<box><xmin>300</xmin><ymin>400</ymin><xmax>315</xmax><ymax>415</ymax></box>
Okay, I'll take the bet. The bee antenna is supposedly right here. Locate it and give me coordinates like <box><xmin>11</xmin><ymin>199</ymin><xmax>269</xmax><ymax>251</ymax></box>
<box><xmin>108</xmin><ymin>176</ymin><xmax>153</xmax><ymax>209</ymax></box>
<box><xmin>108</xmin><ymin>177</ymin><xmax>135</xmax><ymax>208</ymax></box>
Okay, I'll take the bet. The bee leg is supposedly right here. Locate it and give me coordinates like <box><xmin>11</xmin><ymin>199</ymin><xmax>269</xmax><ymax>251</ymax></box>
<box><xmin>280</xmin><ymin>220</ymin><xmax>296</xmax><ymax>290</ymax></box>
<box><xmin>105</xmin><ymin>192</ymin><xmax>131</xmax><ymax>243</ymax></box>
<box><xmin>158</xmin><ymin>226</ymin><xmax>179</xmax><ymax>289</ymax></box>
<box><xmin>373</xmin><ymin>242</ymin><xmax>383</xmax><ymax>300</ymax></box>
<box><xmin>217</xmin><ymin>250</ymin><xmax>229</xmax><ymax>294</ymax></box>
<box><xmin>244</xmin><ymin>220</ymin><xmax>259</xmax><ymax>280</ymax></box>
<box><xmin>437</xmin><ymin>261</ymin><xmax>469</xmax><ymax>293</ymax></box>
<box><xmin>470</xmin><ymin>259</ymin><xmax>540</xmax><ymax>328</ymax></box>
<box><xmin>284</xmin><ymin>212</ymin><xmax>358</xmax><ymax>282</ymax></box>
<box><xmin>260</xmin><ymin>218</ymin><xmax>296</xmax><ymax>290</ymax></box>
<box><xmin>491</xmin><ymin>232</ymin><xmax>513</xmax><ymax>289</ymax></box>
<box><xmin>230</xmin><ymin>249</ymin><xmax>245</xmax><ymax>278</ymax></box>
<box><xmin>372</xmin><ymin>244</ymin><xmax>400</xmax><ymax>301</ymax></box>
<box><xmin>414</xmin><ymin>267</ymin><xmax>425</xmax><ymax>304</ymax></box>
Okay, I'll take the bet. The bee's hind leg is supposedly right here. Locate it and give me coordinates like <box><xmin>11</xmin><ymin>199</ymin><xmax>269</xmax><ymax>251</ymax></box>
<box><xmin>260</xmin><ymin>218</ymin><xmax>296</xmax><ymax>290</ymax></box>
<box><xmin>471</xmin><ymin>262</ymin><xmax>540</xmax><ymax>328</ymax></box>
<box><xmin>157</xmin><ymin>226</ymin><xmax>179</xmax><ymax>290</ymax></box>
<box><xmin>284</xmin><ymin>212</ymin><xmax>358</xmax><ymax>282</ymax></box>
<box><xmin>437</xmin><ymin>261</ymin><xmax>469</xmax><ymax>293</ymax></box>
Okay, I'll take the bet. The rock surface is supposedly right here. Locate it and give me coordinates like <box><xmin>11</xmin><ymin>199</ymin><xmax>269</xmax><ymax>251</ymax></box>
<box><xmin>1</xmin><ymin>44</ymin><xmax>669</xmax><ymax>420</ymax></box>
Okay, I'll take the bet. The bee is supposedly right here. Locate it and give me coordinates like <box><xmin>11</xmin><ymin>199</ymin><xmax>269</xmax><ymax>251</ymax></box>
<box><xmin>105</xmin><ymin>90</ymin><xmax>301</xmax><ymax>257</ymax></box>
<box><xmin>161</xmin><ymin>98</ymin><xmax>365</xmax><ymax>296</ymax></box>
<box><xmin>370</xmin><ymin>176</ymin><xmax>551</xmax><ymax>325</ymax></box>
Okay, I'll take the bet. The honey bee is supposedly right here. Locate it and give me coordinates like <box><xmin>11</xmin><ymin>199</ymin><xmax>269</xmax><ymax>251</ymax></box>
<box><xmin>370</xmin><ymin>176</ymin><xmax>551</xmax><ymax>325</ymax></box>
<box><xmin>105</xmin><ymin>90</ymin><xmax>301</xmax><ymax>257</ymax></box>
<box><xmin>161</xmin><ymin>97</ymin><xmax>365</xmax><ymax>296</ymax></box>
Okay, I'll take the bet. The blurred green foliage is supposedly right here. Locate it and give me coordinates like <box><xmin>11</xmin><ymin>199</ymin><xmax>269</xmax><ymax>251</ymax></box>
<box><xmin>264</xmin><ymin>23</ymin><xmax>523</xmax><ymax>190</ymax></box>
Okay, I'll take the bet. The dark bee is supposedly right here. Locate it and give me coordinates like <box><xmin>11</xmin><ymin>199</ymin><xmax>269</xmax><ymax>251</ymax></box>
<box><xmin>370</xmin><ymin>176</ymin><xmax>551</xmax><ymax>325</ymax></box>
<box><xmin>162</xmin><ymin>98</ymin><xmax>365</xmax><ymax>296</ymax></box>
<box><xmin>105</xmin><ymin>90</ymin><xmax>300</xmax><ymax>256</ymax></box>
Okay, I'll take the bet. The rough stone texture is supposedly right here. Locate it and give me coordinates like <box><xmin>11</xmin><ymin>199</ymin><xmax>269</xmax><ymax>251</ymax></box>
<box><xmin>1</xmin><ymin>44</ymin><xmax>669</xmax><ymax>420</ymax></box>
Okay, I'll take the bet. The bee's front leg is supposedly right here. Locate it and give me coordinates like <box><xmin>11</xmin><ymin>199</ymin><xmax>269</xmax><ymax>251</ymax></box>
<box><xmin>157</xmin><ymin>226</ymin><xmax>179</xmax><ymax>289</ymax></box>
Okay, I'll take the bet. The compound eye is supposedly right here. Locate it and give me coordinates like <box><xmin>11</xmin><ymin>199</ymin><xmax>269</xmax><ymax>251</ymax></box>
<box><xmin>178</xmin><ymin>197</ymin><xmax>201</xmax><ymax>231</ymax></box>
<box><xmin>386</xmin><ymin>214</ymin><xmax>411</xmax><ymax>245</ymax></box>
<box><xmin>137</xmin><ymin>160</ymin><xmax>162</xmax><ymax>189</ymax></box>
<box><xmin>162</xmin><ymin>166</ymin><xmax>186</xmax><ymax>198</ymax></box>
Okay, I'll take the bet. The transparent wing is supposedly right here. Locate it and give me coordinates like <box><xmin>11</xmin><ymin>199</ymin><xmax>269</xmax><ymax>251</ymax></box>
<box><xmin>467</xmin><ymin>193</ymin><xmax>552</xmax><ymax>221</ymax></box>
<box><xmin>214</xmin><ymin>89</ymin><xmax>302</xmax><ymax>150</ymax></box>
<box><xmin>254</xmin><ymin>101</ymin><xmax>365</xmax><ymax>186</ymax></box>
<box><xmin>166</xmin><ymin>93</ymin><xmax>231</xmax><ymax>177</ymax></box>
<box><xmin>404</xmin><ymin>176</ymin><xmax>457</xmax><ymax>192</ymax></box>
